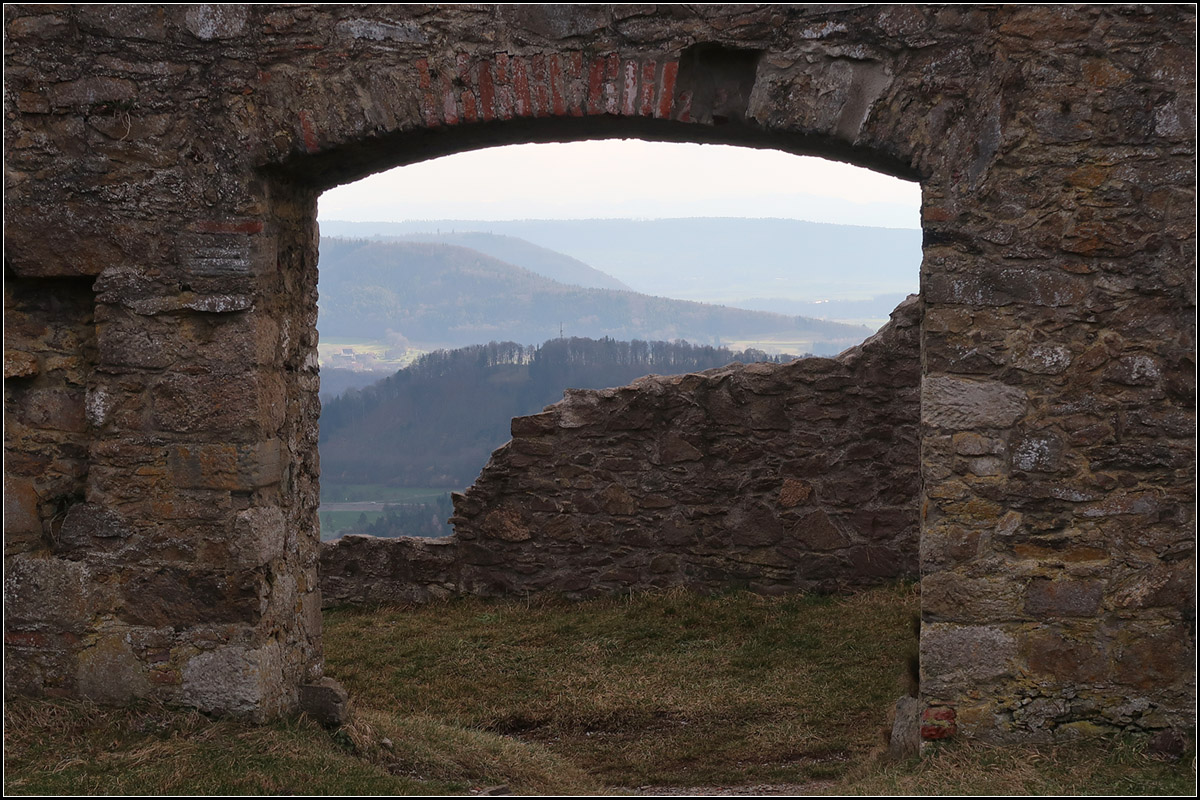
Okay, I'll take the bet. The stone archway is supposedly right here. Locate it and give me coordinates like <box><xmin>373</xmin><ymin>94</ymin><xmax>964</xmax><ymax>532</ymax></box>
<box><xmin>5</xmin><ymin>5</ymin><xmax>1194</xmax><ymax>739</ymax></box>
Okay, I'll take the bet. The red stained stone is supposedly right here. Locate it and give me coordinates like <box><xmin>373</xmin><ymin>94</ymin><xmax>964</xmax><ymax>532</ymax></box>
<box><xmin>641</xmin><ymin>60</ymin><xmax>656</xmax><ymax>115</ymax></box>
<box><xmin>567</xmin><ymin>51</ymin><xmax>583</xmax><ymax>116</ymax></box>
<box><xmin>677</xmin><ymin>90</ymin><xmax>693</xmax><ymax>122</ymax></box>
<box><xmin>531</xmin><ymin>53</ymin><xmax>548</xmax><ymax>116</ymax></box>
<box><xmin>658</xmin><ymin>60</ymin><xmax>678</xmax><ymax>118</ymax></box>
<box><xmin>493</xmin><ymin>54</ymin><xmax>513</xmax><ymax>119</ymax></box>
<box><xmin>148</xmin><ymin>669</ymin><xmax>181</xmax><ymax>685</ymax></box>
<box><xmin>920</xmin><ymin>724</ymin><xmax>955</xmax><ymax>739</ymax></box>
<box><xmin>550</xmin><ymin>54</ymin><xmax>566</xmax><ymax>116</ymax></box>
<box><xmin>455</xmin><ymin>53</ymin><xmax>478</xmax><ymax>122</ymax></box>
<box><xmin>605</xmin><ymin>53</ymin><xmax>620</xmax><ymax>114</ymax></box>
<box><xmin>477</xmin><ymin>60</ymin><xmax>495</xmax><ymax>121</ymax></box>
<box><xmin>297</xmin><ymin>110</ymin><xmax>318</xmax><ymax>152</ymax></box>
<box><xmin>5</xmin><ymin>631</ymin><xmax>48</xmax><ymax>648</ymax></box>
<box><xmin>586</xmin><ymin>55</ymin><xmax>605</xmax><ymax>114</ymax></box>
<box><xmin>512</xmin><ymin>56</ymin><xmax>531</xmax><ymax>116</ymax></box>
<box><xmin>920</xmin><ymin>706</ymin><xmax>957</xmax><ymax>739</ymax></box>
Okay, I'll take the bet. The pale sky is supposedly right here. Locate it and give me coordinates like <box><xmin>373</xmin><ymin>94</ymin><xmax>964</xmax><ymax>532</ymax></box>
<box><xmin>318</xmin><ymin>140</ymin><xmax>921</xmax><ymax>229</ymax></box>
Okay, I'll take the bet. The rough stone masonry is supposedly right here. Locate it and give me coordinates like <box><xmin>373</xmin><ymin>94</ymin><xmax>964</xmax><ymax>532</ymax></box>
<box><xmin>4</xmin><ymin>5</ymin><xmax>1195</xmax><ymax>741</ymax></box>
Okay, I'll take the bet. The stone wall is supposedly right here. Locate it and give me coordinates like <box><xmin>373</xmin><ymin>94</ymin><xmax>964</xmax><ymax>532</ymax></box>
<box><xmin>321</xmin><ymin>296</ymin><xmax>921</xmax><ymax>605</ymax></box>
<box><xmin>4</xmin><ymin>5</ymin><xmax>1194</xmax><ymax>741</ymax></box>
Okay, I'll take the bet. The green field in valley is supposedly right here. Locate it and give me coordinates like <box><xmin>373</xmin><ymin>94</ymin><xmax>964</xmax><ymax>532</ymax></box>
<box><xmin>319</xmin><ymin>484</ymin><xmax>460</xmax><ymax>540</ymax></box>
<box><xmin>320</xmin><ymin>484</ymin><xmax>452</xmax><ymax>504</ymax></box>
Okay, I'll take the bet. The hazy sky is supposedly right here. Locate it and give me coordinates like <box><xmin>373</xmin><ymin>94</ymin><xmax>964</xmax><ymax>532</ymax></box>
<box><xmin>318</xmin><ymin>140</ymin><xmax>921</xmax><ymax>229</ymax></box>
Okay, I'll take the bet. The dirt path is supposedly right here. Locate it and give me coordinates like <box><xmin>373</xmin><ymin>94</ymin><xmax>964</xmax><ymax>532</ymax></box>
<box><xmin>618</xmin><ymin>781</ymin><xmax>835</xmax><ymax>796</ymax></box>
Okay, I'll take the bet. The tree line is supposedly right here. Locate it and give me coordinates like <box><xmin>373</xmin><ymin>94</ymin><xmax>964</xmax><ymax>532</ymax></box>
<box><xmin>319</xmin><ymin>336</ymin><xmax>799</xmax><ymax>488</ymax></box>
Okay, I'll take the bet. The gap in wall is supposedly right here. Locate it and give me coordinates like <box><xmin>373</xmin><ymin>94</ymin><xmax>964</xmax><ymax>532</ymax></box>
<box><xmin>312</xmin><ymin>139</ymin><xmax>922</xmax><ymax>543</ymax></box>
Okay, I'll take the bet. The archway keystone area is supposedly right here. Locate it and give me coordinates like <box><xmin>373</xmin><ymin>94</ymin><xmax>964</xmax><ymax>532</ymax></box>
<box><xmin>4</xmin><ymin>5</ymin><xmax>1194</xmax><ymax>740</ymax></box>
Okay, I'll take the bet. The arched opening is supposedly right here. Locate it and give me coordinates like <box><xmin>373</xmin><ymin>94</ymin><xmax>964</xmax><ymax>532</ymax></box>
<box><xmin>302</xmin><ymin>128</ymin><xmax>925</xmax><ymax>784</ymax></box>
<box><xmin>236</xmin><ymin>35</ymin><xmax>950</xmax><ymax>740</ymax></box>
<box><xmin>313</xmin><ymin>140</ymin><xmax>922</xmax><ymax>545</ymax></box>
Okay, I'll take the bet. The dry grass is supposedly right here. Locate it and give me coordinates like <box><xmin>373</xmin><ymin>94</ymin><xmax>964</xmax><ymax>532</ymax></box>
<box><xmin>6</xmin><ymin>584</ymin><xmax>1193</xmax><ymax>796</ymax></box>
<box><xmin>3</xmin><ymin>697</ymin><xmax>598</xmax><ymax>796</ymax></box>
<box><xmin>324</xmin><ymin>583</ymin><xmax>921</xmax><ymax>787</ymax></box>
<box><xmin>826</xmin><ymin>735</ymin><xmax>1195</xmax><ymax>796</ymax></box>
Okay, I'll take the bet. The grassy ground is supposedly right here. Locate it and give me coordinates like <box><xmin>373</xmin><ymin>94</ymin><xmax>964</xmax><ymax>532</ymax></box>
<box><xmin>834</xmin><ymin>736</ymin><xmax>1196</xmax><ymax>796</ymax></box>
<box><xmin>3</xmin><ymin>699</ymin><xmax>598</xmax><ymax>796</ymax></box>
<box><xmin>323</xmin><ymin>584</ymin><xmax>920</xmax><ymax>788</ymax></box>
<box><xmin>5</xmin><ymin>585</ymin><xmax>1194</xmax><ymax>796</ymax></box>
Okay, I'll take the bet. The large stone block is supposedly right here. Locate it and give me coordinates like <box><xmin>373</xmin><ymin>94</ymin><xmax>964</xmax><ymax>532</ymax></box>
<box><xmin>920</xmin><ymin>623</ymin><xmax>1018</xmax><ymax>696</ymax></box>
<box><xmin>4</xmin><ymin>554</ymin><xmax>91</xmax><ymax>632</ymax></box>
<box><xmin>57</xmin><ymin>502</ymin><xmax>130</xmax><ymax>552</ymax></box>
<box><xmin>922</xmin><ymin>573</ymin><xmax>1021</xmax><ymax>622</ymax></box>
<box><xmin>922</xmin><ymin>376</ymin><xmax>1027</xmax><ymax>430</ymax></box>
<box><xmin>76</xmin><ymin>630</ymin><xmax>150</xmax><ymax>704</ymax></box>
<box><xmin>1024</xmin><ymin>579</ymin><xmax>1103</xmax><ymax>618</ymax></box>
<box><xmin>3</xmin><ymin>475</ymin><xmax>41</xmax><ymax>539</ymax></box>
<box><xmin>118</xmin><ymin>566</ymin><xmax>265</xmax><ymax>628</ymax></box>
<box><xmin>231</xmin><ymin>506</ymin><xmax>287</xmax><ymax>568</ymax></box>
<box><xmin>180</xmin><ymin>641</ymin><xmax>288</xmax><ymax>721</ymax></box>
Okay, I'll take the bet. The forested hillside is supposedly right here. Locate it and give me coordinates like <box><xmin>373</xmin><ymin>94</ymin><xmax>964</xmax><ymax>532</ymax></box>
<box><xmin>319</xmin><ymin>336</ymin><xmax>797</xmax><ymax>488</ymax></box>
<box><xmin>391</xmin><ymin>231</ymin><xmax>633</xmax><ymax>291</ymax></box>
<box><xmin>316</xmin><ymin>237</ymin><xmax>870</xmax><ymax>351</ymax></box>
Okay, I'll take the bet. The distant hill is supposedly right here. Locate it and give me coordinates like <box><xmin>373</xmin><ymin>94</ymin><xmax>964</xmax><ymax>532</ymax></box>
<box><xmin>319</xmin><ymin>337</ymin><xmax>798</xmax><ymax>488</ymax></box>
<box><xmin>316</xmin><ymin>237</ymin><xmax>871</xmax><ymax>351</ymax></box>
<box><xmin>389</xmin><ymin>231</ymin><xmax>633</xmax><ymax>291</ymax></box>
<box><xmin>318</xmin><ymin>217</ymin><xmax>921</xmax><ymax>308</ymax></box>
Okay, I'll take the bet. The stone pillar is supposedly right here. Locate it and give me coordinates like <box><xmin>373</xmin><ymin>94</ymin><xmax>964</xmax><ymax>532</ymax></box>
<box><xmin>917</xmin><ymin>21</ymin><xmax>1196</xmax><ymax>737</ymax></box>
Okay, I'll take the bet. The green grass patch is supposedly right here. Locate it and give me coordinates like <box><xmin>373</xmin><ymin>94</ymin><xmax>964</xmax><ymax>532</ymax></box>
<box><xmin>324</xmin><ymin>584</ymin><xmax>922</xmax><ymax>788</ymax></box>
<box><xmin>320</xmin><ymin>484</ymin><xmax>453</xmax><ymax>504</ymax></box>
<box><xmin>317</xmin><ymin>339</ymin><xmax>425</xmax><ymax>369</ymax></box>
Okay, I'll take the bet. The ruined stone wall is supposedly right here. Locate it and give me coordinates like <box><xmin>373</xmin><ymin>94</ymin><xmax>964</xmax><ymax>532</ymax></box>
<box><xmin>4</xmin><ymin>5</ymin><xmax>1194</xmax><ymax>741</ymax></box>
<box><xmin>321</xmin><ymin>297</ymin><xmax>921</xmax><ymax>605</ymax></box>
